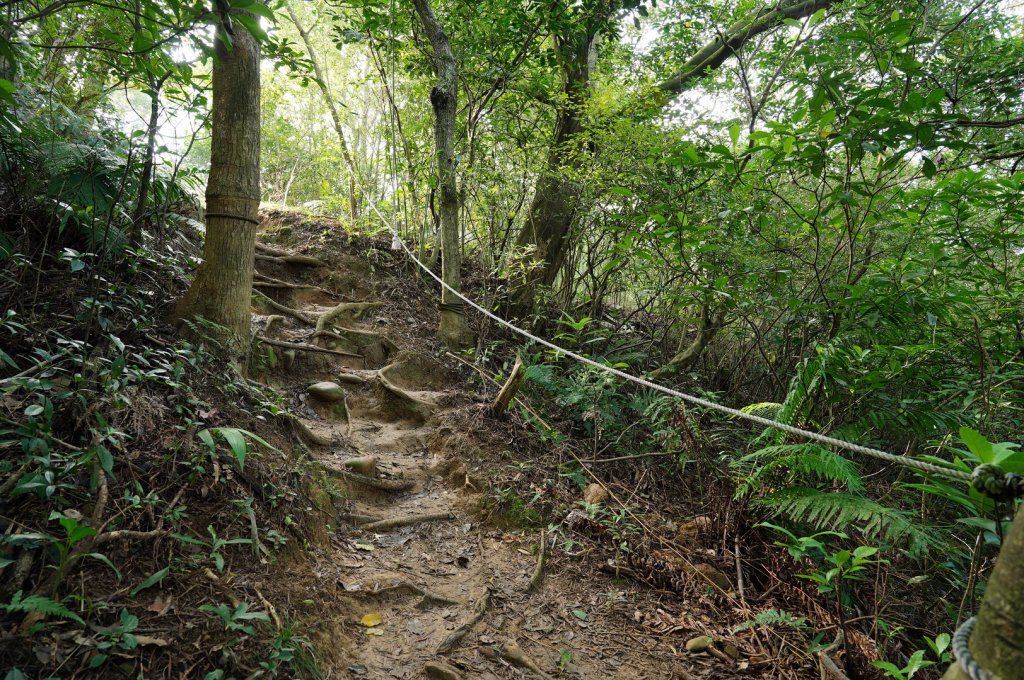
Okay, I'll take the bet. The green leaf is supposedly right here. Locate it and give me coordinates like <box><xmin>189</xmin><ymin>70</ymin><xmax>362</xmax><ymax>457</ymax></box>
<box><xmin>571</xmin><ymin>609</ymin><xmax>588</xmax><ymax>621</ymax></box>
<box><xmin>729</xmin><ymin>124</ymin><xmax>741</xmax><ymax>147</ymax></box>
<box><xmin>217</xmin><ymin>428</ymin><xmax>248</xmax><ymax>469</ymax></box>
<box><xmin>198</xmin><ymin>428</ymin><xmax>216</xmax><ymax>452</ymax></box>
<box><xmin>809</xmin><ymin>8</ymin><xmax>826</xmax><ymax>26</ymax></box>
<box><xmin>86</xmin><ymin>553</ymin><xmax>122</xmax><ymax>581</ymax></box>
<box><xmin>960</xmin><ymin>427</ymin><xmax>993</xmax><ymax>463</ymax></box>
<box><xmin>2</xmin><ymin>591</ymin><xmax>85</xmax><ymax>625</ymax></box>
<box><xmin>24</xmin><ymin>404</ymin><xmax>44</xmax><ymax>417</ymax></box>
<box><xmin>131</xmin><ymin>566</ymin><xmax>170</xmax><ymax>596</ymax></box>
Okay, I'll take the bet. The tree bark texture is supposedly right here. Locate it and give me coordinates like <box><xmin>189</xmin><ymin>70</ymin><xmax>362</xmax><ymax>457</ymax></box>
<box><xmin>411</xmin><ymin>0</ymin><xmax>473</xmax><ymax>349</ymax></box>
<box><xmin>509</xmin><ymin>28</ymin><xmax>594</xmax><ymax>316</ymax></box>
<box><xmin>284</xmin><ymin>1</ymin><xmax>360</xmax><ymax>224</ymax></box>
<box><xmin>174</xmin><ymin>5</ymin><xmax>261</xmax><ymax>351</ymax></box>
<box><xmin>941</xmin><ymin>505</ymin><xmax>1024</xmax><ymax>680</ymax></box>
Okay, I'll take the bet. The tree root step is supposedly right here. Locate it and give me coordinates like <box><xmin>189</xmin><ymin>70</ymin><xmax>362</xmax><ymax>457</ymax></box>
<box><xmin>359</xmin><ymin>511</ymin><xmax>453</xmax><ymax>532</ymax></box>
<box><xmin>332</xmin><ymin>469</ymin><xmax>415</xmax><ymax>492</ymax></box>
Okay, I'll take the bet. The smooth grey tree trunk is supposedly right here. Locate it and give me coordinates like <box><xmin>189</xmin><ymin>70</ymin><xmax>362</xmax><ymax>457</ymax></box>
<box><xmin>411</xmin><ymin>0</ymin><xmax>473</xmax><ymax>349</ymax></box>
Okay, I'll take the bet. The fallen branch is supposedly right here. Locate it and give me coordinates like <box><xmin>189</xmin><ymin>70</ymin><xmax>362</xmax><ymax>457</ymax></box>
<box><xmin>526</xmin><ymin>530</ymin><xmax>546</xmax><ymax>593</ymax></box>
<box><xmin>93</xmin><ymin>529</ymin><xmax>168</xmax><ymax>546</ymax></box>
<box><xmin>256</xmin><ymin>336</ymin><xmax>361</xmax><ymax>359</ymax></box>
<box><xmin>360</xmin><ymin>511</ymin><xmax>453</xmax><ymax>532</ymax></box>
<box><xmin>436</xmin><ymin>588</ymin><xmax>490</xmax><ymax>654</ymax></box>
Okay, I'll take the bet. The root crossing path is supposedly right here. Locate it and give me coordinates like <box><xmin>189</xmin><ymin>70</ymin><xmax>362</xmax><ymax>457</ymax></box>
<box><xmin>251</xmin><ymin>227</ymin><xmax>680</xmax><ymax>680</ymax></box>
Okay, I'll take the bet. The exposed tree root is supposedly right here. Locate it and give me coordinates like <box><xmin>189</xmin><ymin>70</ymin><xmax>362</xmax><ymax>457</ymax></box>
<box><xmin>310</xmin><ymin>327</ymin><xmax>397</xmax><ymax>364</ymax></box>
<box><xmin>337</xmin><ymin>512</ymin><xmax>382</xmax><ymax>525</ymax></box>
<box><xmin>526</xmin><ymin>530</ymin><xmax>546</xmax><ymax>592</ymax></box>
<box><xmin>277</xmin><ymin>412</ymin><xmax>331</xmax><ymax>447</ymax></box>
<box><xmin>263</xmin><ymin>314</ymin><xmax>286</xmax><ymax>335</ymax></box>
<box><xmin>331</xmin><ymin>469</ymin><xmax>415</xmax><ymax>492</ymax></box>
<box><xmin>254</xmin><ymin>270</ymin><xmax>334</xmax><ymax>293</ymax></box>
<box><xmin>255</xmin><ymin>252</ymin><xmax>324</xmax><ymax>267</ymax></box>
<box><xmin>253</xmin><ymin>290</ymin><xmax>314</xmax><ymax>324</ymax></box>
<box><xmin>817</xmin><ymin>632</ymin><xmax>850</xmax><ymax>680</ymax></box>
<box><xmin>348</xmin><ymin>581</ymin><xmax>459</xmax><ymax>609</ymax></box>
<box><xmin>376</xmin><ymin>368</ymin><xmax>435</xmax><ymax>421</ymax></box>
<box><xmin>359</xmin><ymin>511</ymin><xmax>453</xmax><ymax>532</ymax></box>
<box><xmin>491</xmin><ymin>641</ymin><xmax>554</xmax><ymax>680</ymax></box>
<box><xmin>256</xmin><ymin>336</ymin><xmax>361</xmax><ymax>359</ymax></box>
<box><xmin>315</xmin><ymin>301</ymin><xmax>384</xmax><ymax>331</ymax></box>
<box><xmin>436</xmin><ymin>588</ymin><xmax>490</xmax><ymax>654</ymax></box>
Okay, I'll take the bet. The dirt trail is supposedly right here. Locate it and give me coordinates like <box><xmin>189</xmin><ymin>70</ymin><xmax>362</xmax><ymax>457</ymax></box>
<box><xmin>251</xmin><ymin>231</ymin><xmax>682</xmax><ymax>679</ymax></box>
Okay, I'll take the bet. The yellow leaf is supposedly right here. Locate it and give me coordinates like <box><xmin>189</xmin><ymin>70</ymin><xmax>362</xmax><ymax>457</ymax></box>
<box><xmin>361</xmin><ymin>613</ymin><xmax>383</xmax><ymax>627</ymax></box>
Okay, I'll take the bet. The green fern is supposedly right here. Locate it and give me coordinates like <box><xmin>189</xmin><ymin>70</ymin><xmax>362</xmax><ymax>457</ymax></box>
<box><xmin>733</xmin><ymin>443</ymin><xmax>863</xmax><ymax>496</ymax></box>
<box><xmin>754</xmin><ymin>487</ymin><xmax>945</xmax><ymax>558</ymax></box>
<box><xmin>2</xmin><ymin>591</ymin><xmax>85</xmax><ymax>625</ymax></box>
<box><xmin>733</xmin><ymin>608</ymin><xmax>808</xmax><ymax>633</ymax></box>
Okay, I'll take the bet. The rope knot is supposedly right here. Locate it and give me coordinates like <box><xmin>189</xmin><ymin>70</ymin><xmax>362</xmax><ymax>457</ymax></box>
<box><xmin>971</xmin><ymin>463</ymin><xmax>1024</xmax><ymax>500</ymax></box>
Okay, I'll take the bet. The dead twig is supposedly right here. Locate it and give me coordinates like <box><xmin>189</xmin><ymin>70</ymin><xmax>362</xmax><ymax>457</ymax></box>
<box><xmin>526</xmin><ymin>530</ymin><xmax>546</xmax><ymax>593</ymax></box>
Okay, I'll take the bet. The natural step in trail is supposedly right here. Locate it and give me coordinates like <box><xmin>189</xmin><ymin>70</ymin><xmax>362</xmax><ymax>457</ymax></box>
<box><xmin>247</xmin><ymin>224</ymin><xmax>684</xmax><ymax>679</ymax></box>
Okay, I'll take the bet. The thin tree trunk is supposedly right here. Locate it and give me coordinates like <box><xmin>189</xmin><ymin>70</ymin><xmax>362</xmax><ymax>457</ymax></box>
<box><xmin>284</xmin><ymin>1</ymin><xmax>359</xmax><ymax>223</ymax></box>
<box><xmin>174</xmin><ymin>2</ymin><xmax>262</xmax><ymax>352</ymax></box>
<box><xmin>650</xmin><ymin>304</ymin><xmax>727</xmax><ymax>380</ymax></box>
<box><xmin>411</xmin><ymin>0</ymin><xmax>473</xmax><ymax>349</ymax></box>
<box><xmin>131</xmin><ymin>70</ymin><xmax>170</xmax><ymax>249</ymax></box>
<box><xmin>510</xmin><ymin>0</ymin><xmax>841</xmax><ymax>314</ymax></box>
<box><xmin>941</xmin><ymin>505</ymin><xmax>1024</xmax><ymax>679</ymax></box>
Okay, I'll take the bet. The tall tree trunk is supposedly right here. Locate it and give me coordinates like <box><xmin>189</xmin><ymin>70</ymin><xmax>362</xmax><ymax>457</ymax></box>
<box><xmin>941</xmin><ymin>505</ymin><xmax>1024</xmax><ymax>679</ymax></box>
<box><xmin>174</xmin><ymin>3</ymin><xmax>262</xmax><ymax>352</ymax></box>
<box><xmin>284</xmin><ymin>1</ymin><xmax>359</xmax><ymax>224</ymax></box>
<box><xmin>509</xmin><ymin>29</ymin><xmax>594</xmax><ymax>316</ymax></box>
<box><xmin>411</xmin><ymin>0</ymin><xmax>473</xmax><ymax>349</ymax></box>
<box><xmin>509</xmin><ymin>0</ymin><xmax>841</xmax><ymax>313</ymax></box>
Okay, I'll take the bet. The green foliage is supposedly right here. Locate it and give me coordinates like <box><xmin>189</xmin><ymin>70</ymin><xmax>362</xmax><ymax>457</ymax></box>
<box><xmin>0</xmin><ymin>591</ymin><xmax>84</xmax><ymax>626</ymax></box>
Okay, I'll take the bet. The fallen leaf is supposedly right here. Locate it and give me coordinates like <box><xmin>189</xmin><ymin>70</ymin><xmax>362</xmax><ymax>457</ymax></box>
<box><xmin>361</xmin><ymin>612</ymin><xmax>383</xmax><ymax>627</ymax></box>
<box><xmin>353</xmin><ymin>542</ymin><xmax>375</xmax><ymax>552</ymax></box>
<box><xmin>571</xmin><ymin>609</ymin><xmax>588</xmax><ymax>621</ymax></box>
<box><xmin>135</xmin><ymin>635</ymin><xmax>169</xmax><ymax>647</ymax></box>
<box><xmin>365</xmin><ymin>628</ymin><xmax>384</xmax><ymax>636</ymax></box>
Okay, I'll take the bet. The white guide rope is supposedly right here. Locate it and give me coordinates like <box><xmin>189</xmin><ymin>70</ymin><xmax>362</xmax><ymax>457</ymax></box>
<box><xmin>380</xmin><ymin>221</ymin><xmax>971</xmax><ymax>483</ymax></box>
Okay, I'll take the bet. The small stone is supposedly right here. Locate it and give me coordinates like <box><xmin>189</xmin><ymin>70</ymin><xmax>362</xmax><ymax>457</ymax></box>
<box><xmin>685</xmin><ymin>635</ymin><xmax>713</xmax><ymax>653</ymax></box>
<box><xmin>336</xmin><ymin>373</ymin><xmax>367</xmax><ymax>385</ymax></box>
<box><xmin>583</xmin><ymin>483</ymin><xmax>609</xmax><ymax>505</ymax></box>
<box><xmin>423</xmin><ymin>661</ymin><xmax>463</xmax><ymax>680</ymax></box>
<box><xmin>692</xmin><ymin>562</ymin><xmax>732</xmax><ymax>593</ymax></box>
<box><xmin>309</xmin><ymin>381</ymin><xmax>345</xmax><ymax>402</ymax></box>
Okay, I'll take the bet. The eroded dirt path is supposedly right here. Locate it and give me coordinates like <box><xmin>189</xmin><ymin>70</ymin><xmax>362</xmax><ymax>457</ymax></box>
<box><xmin>251</xmin><ymin>233</ymin><xmax>681</xmax><ymax>679</ymax></box>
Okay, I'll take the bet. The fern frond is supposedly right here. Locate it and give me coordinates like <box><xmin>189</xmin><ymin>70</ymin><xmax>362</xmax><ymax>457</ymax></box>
<box><xmin>735</xmin><ymin>443</ymin><xmax>863</xmax><ymax>493</ymax></box>
<box><xmin>2</xmin><ymin>591</ymin><xmax>85</xmax><ymax>625</ymax></box>
<box><xmin>755</xmin><ymin>487</ymin><xmax>945</xmax><ymax>558</ymax></box>
<box><xmin>740</xmin><ymin>402</ymin><xmax>783</xmax><ymax>419</ymax></box>
<box><xmin>733</xmin><ymin>608</ymin><xmax>808</xmax><ymax>633</ymax></box>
